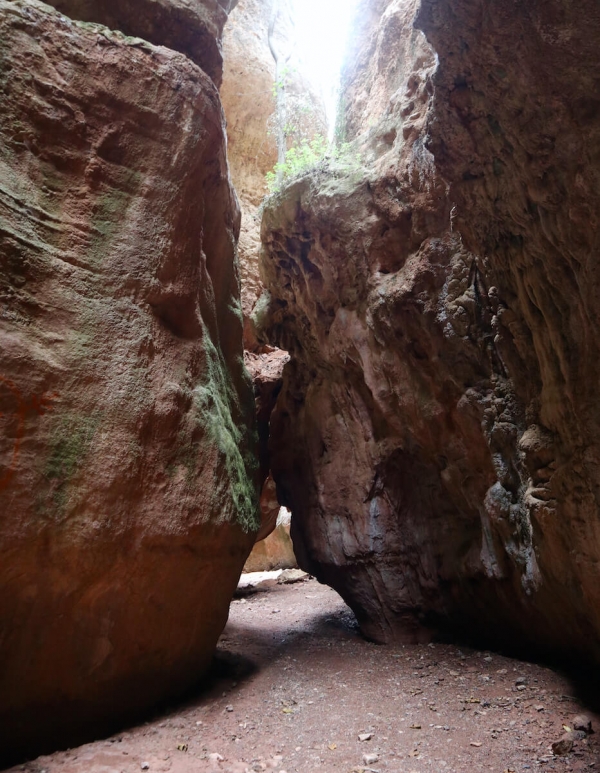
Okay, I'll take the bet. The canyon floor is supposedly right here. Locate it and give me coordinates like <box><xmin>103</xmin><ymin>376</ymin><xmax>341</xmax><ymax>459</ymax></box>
<box><xmin>7</xmin><ymin>578</ymin><xmax>600</xmax><ymax>773</ymax></box>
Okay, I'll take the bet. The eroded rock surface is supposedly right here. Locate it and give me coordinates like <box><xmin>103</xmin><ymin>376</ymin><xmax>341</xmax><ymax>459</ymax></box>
<box><xmin>44</xmin><ymin>0</ymin><xmax>236</xmax><ymax>84</ymax></box>
<box><xmin>259</xmin><ymin>0</ymin><xmax>600</xmax><ymax>662</ymax></box>
<box><xmin>0</xmin><ymin>0</ymin><xmax>257</xmax><ymax>762</ymax></box>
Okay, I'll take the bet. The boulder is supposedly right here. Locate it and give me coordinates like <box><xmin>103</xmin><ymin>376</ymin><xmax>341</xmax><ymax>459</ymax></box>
<box><xmin>0</xmin><ymin>0</ymin><xmax>258</xmax><ymax>762</ymax></box>
<box><xmin>259</xmin><ymin>0</ymin><xmax>600</xmax><ymax>662</ymax></box>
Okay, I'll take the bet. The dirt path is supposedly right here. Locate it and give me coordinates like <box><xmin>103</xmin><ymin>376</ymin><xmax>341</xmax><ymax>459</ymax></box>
<box><xmin>7</xmin><ymin>577</ymin><xmax>599</xmax><ymax>773</ymax></box>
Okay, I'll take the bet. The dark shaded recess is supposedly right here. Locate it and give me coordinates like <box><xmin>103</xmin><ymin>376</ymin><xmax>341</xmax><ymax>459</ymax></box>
<box><xmin>0</xmin><ymin>651</ymin><xmax>257</xmax><ymax>770</ymax></box>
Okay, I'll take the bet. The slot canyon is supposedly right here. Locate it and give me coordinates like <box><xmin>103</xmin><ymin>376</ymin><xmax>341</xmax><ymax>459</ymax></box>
<box><xmin>1</xmin><ymin>0</ymin><xmax>599</xmax><ymax>771</ymax></box>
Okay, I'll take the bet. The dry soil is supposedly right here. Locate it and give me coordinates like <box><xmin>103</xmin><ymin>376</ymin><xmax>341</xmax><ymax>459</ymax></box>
<box><xmin>6</xmin><ymin>577</ymin><xmax>599</xmax><ymax>773</ymax></box>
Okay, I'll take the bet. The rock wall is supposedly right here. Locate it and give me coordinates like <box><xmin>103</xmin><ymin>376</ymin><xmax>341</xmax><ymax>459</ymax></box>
<box><xmin>221</xmin><ymin>0</ymin><xmax>326</xmax><ymax>349</ymax></box>
<box><xmin>259</xmin><ymin>0</ymin><xmax>600</xmax><ymax>663</ymax></box>
<box><xmin>0</xmin><ymin>0</ymin><xmax>258</xmax><ymax>762</ymax></box>
<box><xmin>221</xmin><ymin>0</ymin><xmax>278</xmax><ymax>345</ymax></box>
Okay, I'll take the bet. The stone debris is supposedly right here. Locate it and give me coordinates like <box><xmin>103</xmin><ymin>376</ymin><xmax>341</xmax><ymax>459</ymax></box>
<box><xmin>277</xmin><ymin>569</ymin><xmax>309</xmax><ymax>584</ymax></box>
<box><xmin>572</xmin><ymin>714</ymin><xmax>593</xmax><ymax>734</ymax></box>
<box><xmin>237</xmin><ymin>570</ymin><xmax>283</xmax><ymax>590</ymax></box>
<box><xmin>552</xmin><ymin>734</ymin><xmax>574</xmax><ymax>756</ymax></box>
<box><xmin>363</xmin><ymin>752</ymin><xmax>379</xmax><ymax>765</ymax></box>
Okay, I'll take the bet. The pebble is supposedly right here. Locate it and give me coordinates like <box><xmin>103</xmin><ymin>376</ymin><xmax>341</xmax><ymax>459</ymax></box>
<box><xmin>572</xmin><ymin>714</ymin><xmax>593</xmax><ymax>734</ymax></box>
<box><xmin>359</xmin><ymin>732</ymin><xmax>373</xmax><ymax>741</ymax></box>
<box><xmin>552</xmin><ymin>734</ymin><xmax>574</xmax><ymax>756</ymax></box>
<box><xmin>363</xmin><ymin>752</ymin><xmax>379</xmax><ymax>764</ymax></box>
<box><xmin>141</xmin><ymin>764</ymin><xmax>150</xmax><ymax>771</ymax></box>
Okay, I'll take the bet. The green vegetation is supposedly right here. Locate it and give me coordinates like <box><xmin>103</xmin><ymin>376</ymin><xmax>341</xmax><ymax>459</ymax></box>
<box><xmin>192</xmin><ymin>331</ymin><xmax>259</xmax><ymax>533</ymax></box>
<box><xmin>266</xmin><ymin>134</ymin><xmax>328</xmax><ymax>192</ymax></box>
<box><xmin>265</xmin><ymin>136</ymin><xmax>364</xmax><ymax>193</ymax></box>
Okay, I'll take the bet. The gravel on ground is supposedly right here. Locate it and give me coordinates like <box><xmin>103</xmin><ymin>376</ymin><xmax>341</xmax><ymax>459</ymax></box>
<box><xmin>7</xmin><ymin>577</ymin><xmax>599</xmax><ymax>773</ymax></box>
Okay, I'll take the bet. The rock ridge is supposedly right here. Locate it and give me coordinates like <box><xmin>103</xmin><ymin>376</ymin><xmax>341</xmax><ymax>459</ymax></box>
<box><xmin>43</xmin><ymin>0</ymin><xmax>237</xmax><ymax>85</ymax></box>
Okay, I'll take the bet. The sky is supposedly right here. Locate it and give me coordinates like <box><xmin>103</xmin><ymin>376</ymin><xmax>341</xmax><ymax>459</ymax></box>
<box><xmin>289</xmin><ymin>0</ymin><xmax>361</xmax><ymax>130</ymax></box>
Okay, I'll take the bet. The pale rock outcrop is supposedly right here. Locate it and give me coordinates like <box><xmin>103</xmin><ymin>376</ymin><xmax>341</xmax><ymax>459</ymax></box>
<box><xmin>243</xmin><ymin>474</ymin><xmax>296</xmax><ymax>573</ymax></box>
<box><xmin>259</xmin><ymin>0</ymin><xmax>600</xmax><ymax>663</ymax></box>
<box><xmin>244</xmin><ymin>502</ymin><xmax>297</xmax><ymax>573</ymax></box>
<box><xmin>0</xmin><ymin>0</ymin><xmax>258</xmax><ymax>762</ymax></box>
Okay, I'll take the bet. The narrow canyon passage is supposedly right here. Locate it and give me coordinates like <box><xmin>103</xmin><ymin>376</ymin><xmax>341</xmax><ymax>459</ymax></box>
<box><xmin>8</xmin><ymin>578</ymin><xmax>599</xmax><ymax>773</ymax></box>
<box><xmin>2</xmin><ymin>0</ymin><xmax>600</xmax><ymax>767</ymax></box>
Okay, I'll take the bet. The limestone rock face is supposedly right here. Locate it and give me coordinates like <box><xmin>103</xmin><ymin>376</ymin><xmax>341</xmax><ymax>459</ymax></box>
<box><xmin>0</xmin><ymin>0</ymin><xmax>257</xmax><ymax>762</ymax></box>
<box><xmin>341</xmin><ymin>0</ymin><xmax>419</xmax><ymax>143</ymax></box>
<box><xmin>260</xmin><ymin>0</ymin><xmax>600</xmax><ymax>662</ymax></box>
<box><xmin>221</xmin><ymin>0</ymin><xmax>327</xmax><ymax>349</ymax></box>
<box><xmin>221</xmin><ymin>0</ymin><xmax>277</xmax><ymax>344</ymax></box>
<box><xmin>44</xmin><ymin>0</ymin><xmax>236</xmax><ymax>85</ymax></box>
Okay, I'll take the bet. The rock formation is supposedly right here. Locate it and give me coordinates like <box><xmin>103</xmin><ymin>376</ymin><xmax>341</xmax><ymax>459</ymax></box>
<box><xmin>220</xmin><ymin>0</ymin><xmax>327</xmax><ymax>349</ymax></box>
<box><xmin>220</xmin><ymin>0</ymin><xmax>319</xmax><ymax>561</ymax></box>
<box><xmin>259</xmin><ymin>0</ymin><xmax>600</xmax><ymax>663</ymax></box>
<box><xmin>0</xmin><ymin>0</ymin><xmax>258</xmax><ymax>762</ymax></box>
<box><xmin>44</xmin><ymin>0</ymin><xmax>237</xmax><ymax>85</ymax></box>
<box><xmin>243</xmin><ymin>479</ymin><xmax>296</xmax><ymax>573</ymax></box>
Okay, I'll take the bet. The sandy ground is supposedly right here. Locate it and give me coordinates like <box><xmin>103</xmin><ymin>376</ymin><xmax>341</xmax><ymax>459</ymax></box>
<box><xmin>6</xmin><ymin>576</ymin><xmax>599</xmax><ymax>773</ymax></box>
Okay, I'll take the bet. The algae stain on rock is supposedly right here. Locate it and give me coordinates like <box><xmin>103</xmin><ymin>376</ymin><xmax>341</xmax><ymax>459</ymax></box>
<box><xmin>192</xmin><ymin>332</ymin><xmax>259</xmax><ymax>534</ymax></box>
<box><xmin>42</xmin><ymin>412</ymin><xmax>101</xmax><ymax>515</ymax></box>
